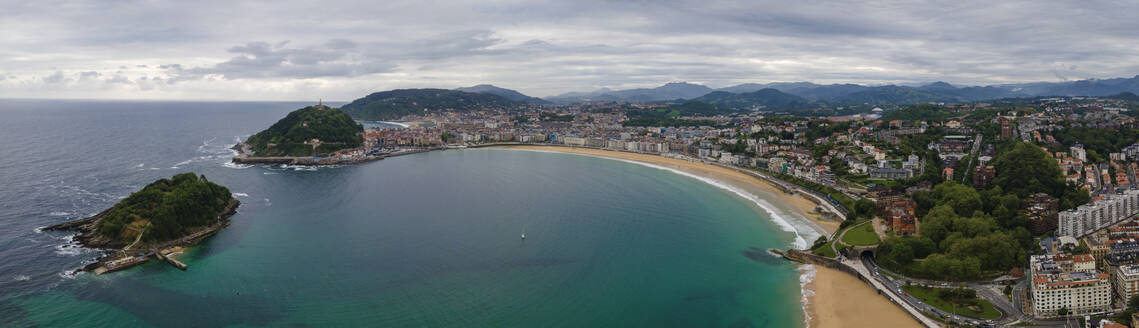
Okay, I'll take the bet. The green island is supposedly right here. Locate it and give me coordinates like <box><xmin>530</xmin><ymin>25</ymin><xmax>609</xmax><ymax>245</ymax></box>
<box><xmin>240</xmin><ymin>105</ymin><xmax>363</xmax><ymax>157</ymax></box>
<box><xmin>45</xmin><ymin>173</ymin><xmax>239</xmax><ymax>274</ymax></box>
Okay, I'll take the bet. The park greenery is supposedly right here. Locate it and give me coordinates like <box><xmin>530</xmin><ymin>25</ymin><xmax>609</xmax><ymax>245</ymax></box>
<box><xmin>623</xmin><ymin>102</ymin><xmax>730</xmax><ymax>127</ymax></box>
<box><xmin>902</xmin><ymin>285</ymin><xmax>1002</xmax><ymax>319</ymax></box>
<box><xmin>881</xmin><ymin>104</ymin><xmax>957</xmax><ymax>121</ymax></box>
<box><xmin>841</xmin><ymin>222</ymin><xmax>880</xmax><ymax>246</ymax></box>
<box><xmin>1049</xmin><ymin>126</ymin><xmax>1139</xmax><ymax>163</ymax></box>
<box><xmin>877</xmin><ymin>141</ymin><xmax>1089</xmax><ymax>281</ymax></box>
<box><xmin>97</xmin><ymin>173</ymin><xmax>234</xmax><ymax>243</ymax></box>
<box><xmin>245</xmin><ymin>106</ymin><xmax>364</xmax><ymax>157</ymax></box>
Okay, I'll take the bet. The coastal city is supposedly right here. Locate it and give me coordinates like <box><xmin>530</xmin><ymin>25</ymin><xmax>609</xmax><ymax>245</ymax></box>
<box><xmin>9</xmin><ymin>1</ymin><xmax>1139</xmax><ymax>327</ymax></box>
<box><xmin>310</xmin><ymin>95</ymin><xmax>1139</xmax><ymax>327</ymax></box>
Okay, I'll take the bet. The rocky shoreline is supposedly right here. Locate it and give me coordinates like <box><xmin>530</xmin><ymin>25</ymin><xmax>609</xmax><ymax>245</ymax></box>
<box><xmin>45</xmin><ymin>199</ymin><xmax>241</xmax><ymax>274</ymax></box>
<box><xmin>230</xmin><ymin>142</ymin><xmax>440</xmax><ymax>166</ymax></box>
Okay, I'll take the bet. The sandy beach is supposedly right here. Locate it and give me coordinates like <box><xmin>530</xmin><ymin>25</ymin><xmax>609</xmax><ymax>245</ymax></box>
<box><xmin>808</xmin><ymin>267</ymin><xmax>921</xmax><ymax>328</ymax></box>
<box><xmin>492</xmin><ymin>145</ymin><xmax>918</xmax><ymax>328</ymax></box>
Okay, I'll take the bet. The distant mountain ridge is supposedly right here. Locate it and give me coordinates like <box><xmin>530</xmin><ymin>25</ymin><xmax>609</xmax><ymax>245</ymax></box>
<box><xmin>338</xmin><ymin>75</ymin><xmax>1139</xmax><ymax>117</ymax></box>
<box><xmin>340</xmin><ymin>89</ymin><xmax>521</xmax><ymax>120</ymax></box>
<box><xmin>455</xmin><ymin>84</ymin><xmax>550</xmax><ymax>104</ymax></box>
<box><xmin>540</xmin><ymin>75</ymin><xmax>1139</xmax><ymax>106</ymax></box>
<box><xmin>690</xmin><ymin>88</ymin><xmax>814</xmax><ymax>111</ymax></box>
<box><xmin>545</xmin><ymin>82</ymin><xmax>713</xmax><ymax>104</ymax></box>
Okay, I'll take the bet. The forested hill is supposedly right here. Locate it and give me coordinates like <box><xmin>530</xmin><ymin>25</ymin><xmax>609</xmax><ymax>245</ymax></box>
<box><xmin>339</xmin><ymin>89</ymin><xmax>522</xmax><ymax>120</ymax></box>
<box><xmin>245</xmin><ymin>105</ymin><xmax>363</xmax><ymax>157</ymax></box>
<box><xmin>96</xmin><ymin>173</ymin><xmax>235</xmax><ymax>244</ymax></box>
<box><xmin>690</xmin><ymin>88</ymin><xmax>814</xmax><ymax>111</ymax></box>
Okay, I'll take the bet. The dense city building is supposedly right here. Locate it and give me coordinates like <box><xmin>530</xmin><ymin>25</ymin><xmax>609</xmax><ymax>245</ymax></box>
<box><xmin>1029</xmin><ymin>254</ymin><xmax>1112</xmax><ymax>317</ymax></box>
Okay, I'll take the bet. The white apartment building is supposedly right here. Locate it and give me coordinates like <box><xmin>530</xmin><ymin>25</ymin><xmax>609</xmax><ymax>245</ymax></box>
<box><xmin>1059</xmin><ymin>189</ymin><xmax>1139</xmax><ymax>237</ymax></box>
<box><xmin>1115</xmin><ymin>264</ymin><xmax>1139</xmax><ymax>303</ymax></box>
<box><xmin>561</xmin><ymin>137</ymin><xmax>587</xmax><ymax>147</ymax></box>
<box><xmin>1030</xmin><ymin>255</ymin><xmax>1112</xmax><ymax>317</ymax></box>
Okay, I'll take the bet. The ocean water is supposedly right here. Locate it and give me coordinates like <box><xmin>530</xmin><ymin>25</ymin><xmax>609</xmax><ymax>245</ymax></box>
<box><xmin>0</xmin><ymin>100</ymin><xmax>808</xmax><ymax>327</ymax></box>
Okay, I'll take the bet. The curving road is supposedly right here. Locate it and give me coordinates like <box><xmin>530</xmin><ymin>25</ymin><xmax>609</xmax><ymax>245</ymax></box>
<box><xmin>858</xmin><ymin>254</ymin><xmax>1078</xmax><ymax>327</ymax></box>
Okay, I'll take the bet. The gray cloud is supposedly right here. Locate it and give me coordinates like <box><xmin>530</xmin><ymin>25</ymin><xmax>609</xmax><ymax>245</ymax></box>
<box><xmin>41</xmin><ymin>71</ymin><xmax>68</xmax><ymax>84</ymax></box>
<box><xmin>163</xmin><ymin>41</ymin><xmax>396</xmax><ymax>81</ymax></box>
<box><xmin>0</xmin><ymin>0</ymin><xmax>1136</xmax><ymax>99</ymax></box>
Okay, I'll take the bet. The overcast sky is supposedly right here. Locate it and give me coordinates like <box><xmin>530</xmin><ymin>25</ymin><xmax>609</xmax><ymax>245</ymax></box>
<box><xmin>1</xmin><ymin>0</ymin><xmax>1137</xmax><ymax>100</ymax></box>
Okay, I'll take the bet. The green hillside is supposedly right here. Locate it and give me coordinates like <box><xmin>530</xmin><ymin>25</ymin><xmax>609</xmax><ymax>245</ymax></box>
<box><xmin>339</xmin><ymin>89</ymin><xmax>521</xmax><ymax>120</ymax></box>
<box><xmin>692</xmin><ymin>89</ymin><xmax>814</xmax><ymax>111</ymax></box>
<box><xmin>245</xmin><ymin>105</ymin><xmax>363</xmax><ymax>157</ymax></box>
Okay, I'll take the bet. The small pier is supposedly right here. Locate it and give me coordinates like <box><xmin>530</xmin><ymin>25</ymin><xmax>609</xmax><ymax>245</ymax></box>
<box><xmin>156</xmin><ymin>247</ymin><xmax>188</xmax><ymax>270</ymax></box>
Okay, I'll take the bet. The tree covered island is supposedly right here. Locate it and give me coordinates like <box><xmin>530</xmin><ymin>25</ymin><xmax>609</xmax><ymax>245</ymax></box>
<box><xmin>234</xmin><ymin>105</ymin><xmax>365</xmax><ymax>163</ymax></box>
<box><xmin>46</xmin><ymin>173</ymin><xmax>239</xmax><ymax>274</ymax></box>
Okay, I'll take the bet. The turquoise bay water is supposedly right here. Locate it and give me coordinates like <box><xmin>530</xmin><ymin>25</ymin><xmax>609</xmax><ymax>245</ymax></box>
<box><xmin>0</xmin><ymin>101</ymin><xmax>806</xmax><ymax>327</ymax></box>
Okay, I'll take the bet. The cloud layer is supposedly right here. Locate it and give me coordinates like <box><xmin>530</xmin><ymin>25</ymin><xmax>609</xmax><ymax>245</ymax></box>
<box><xmin>1</xmin><ymin>0</ymin><xmax>1137</xmax><ymax>100</ymax></box>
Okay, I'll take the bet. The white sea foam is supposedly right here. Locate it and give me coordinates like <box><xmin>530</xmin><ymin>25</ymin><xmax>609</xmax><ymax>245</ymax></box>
<box><xmin>380</xmin><ymin>121</ymin><xmax>410</xmax><ymax>128</ymax></box>
<box><xmin>264</xmin><ymin>198</ymin><xmax>272</xmax><ymax>206</ymax></box>
<box><xmin>171</xmin><ymin>159</ymin><xmax>193</xmax><ymax>169</ymax></box>
<box><xmin>280</xmin><ymin>164</ymin><xmax>318</xmax><ymax>171</ymax></box>
<box><xmin>14</xmin><ymin>275</ymin><xmax>30</xmax><ymax>281</ymax></box>
<box><xmin>197</xmin><ymin>137</ymin><xmax>217</xmax><ymax>153</ymax></box>
<box><xmin>263</xmin><ymin>172</ymin><xmax>278</xmax><ymax>175</ymax></box>
<box><xmin>54</xmin><ymin>243</ymin><xmax>82</xmax><ymax>256</ymax></box>
<box><xmin>222</xmin><ymin>161</ymin><xmax>253</xmax><ymax>169</ymax></box>
<box><xmin>135</xmin><ymin>163</ymin><xmax>145</xmax><ymax>168</ymax></box>
<box><xmin>799</xmin><ymin>264</ymin><xmax>817</xmax><ymax>327</ymax></box>
<box><xmin>233</xmin><ymin>192</ymin><xmax>249</xmax><ymax>197</ymax></box>
<box><xmin>49</xmin><ymin>211</ymin><xmax>71</xmax><ymax>217</ymax></box>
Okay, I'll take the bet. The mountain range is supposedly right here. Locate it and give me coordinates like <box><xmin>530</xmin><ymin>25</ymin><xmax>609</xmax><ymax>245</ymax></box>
<box><xmin>336</xmin><ymin>76</ymin><xmax>1139</xmax><ymax>120</ymax></box>
<box><xmin>540</xmin><ymin>75</ymin><xmax>1139</xmax><ymax>106</ymax></box>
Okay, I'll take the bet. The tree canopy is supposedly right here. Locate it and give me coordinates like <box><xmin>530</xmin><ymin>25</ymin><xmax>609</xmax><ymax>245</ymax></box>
<box><xmin>245</xmin><ymin>106</ymin><xmax>364</xmax><ymax>157</ymax></box>
<box><xmin>339</xmin><ymin>89</ymin><xmax>521</xmax><ymax>121</ymax></box>
<box><xmin>991</xmin><ymin>141</ymin><xmax>1088</xmax><ymax>210</ymax></box>
<box><xmin>876</xmin><ymin>180</ymin><xmax>1034</xmax><ymax>281</ymax></box>
<box><xmin>97</xmin><ymin>173</ymin><xmax>234</xmax><ymax>243</ymax></box>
